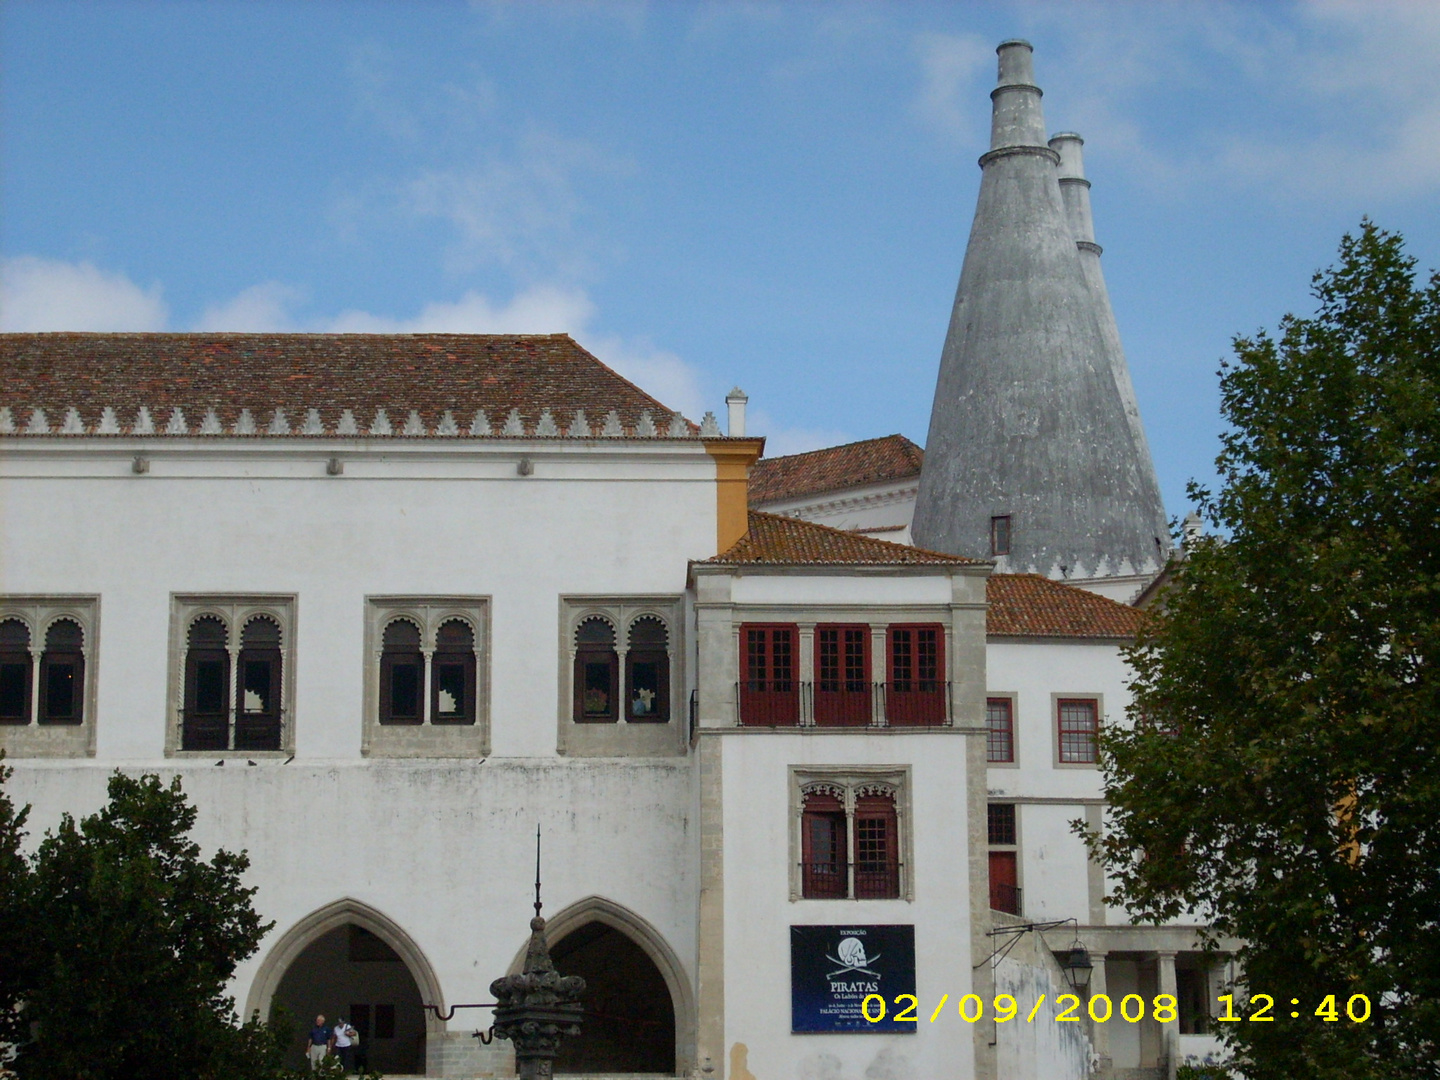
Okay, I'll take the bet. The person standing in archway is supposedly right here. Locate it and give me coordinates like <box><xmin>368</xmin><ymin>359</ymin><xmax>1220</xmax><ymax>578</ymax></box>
<box><xmin>307</xmin><ymin>1015</ymin><xmax>330</xmax><ymax>1070</ymax></box>
<box><xmin>331</xmin><ymin>1017</ymin><xmax>356</xmax><ymax>1072</ymax></box>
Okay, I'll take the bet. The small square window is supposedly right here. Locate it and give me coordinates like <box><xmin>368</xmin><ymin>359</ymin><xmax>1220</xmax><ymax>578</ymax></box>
<box><xmin>990</xmin><ymin>515</ymin><xmax>1012</xmax><ymax>557</ymax></box>
<box><xmin>987</xmin><ymin>803</ymin><xmax>1017</xmax><ymax>846</ymax></box>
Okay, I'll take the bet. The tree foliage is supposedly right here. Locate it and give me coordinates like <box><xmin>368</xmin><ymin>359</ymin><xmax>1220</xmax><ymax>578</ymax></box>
<box><xmin>1088</xmin><ymin>222</ymin><xmax>1440</xmax><ymax>1079</ymax></box>
<box><xmin>0</xmin><ymin>767</ymin><xmax>299</xmax><ymax>1080</ymax></box>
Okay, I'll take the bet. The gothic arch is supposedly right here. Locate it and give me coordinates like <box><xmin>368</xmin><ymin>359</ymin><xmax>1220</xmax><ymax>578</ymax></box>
<box><xmin>245</xmin><ymin>897</ymin><xmax>447</xmax><ymax>1036</ymax></box>
<box><xmin>509</xmin><ymin>895</ymin><xmax>696</xmax><ymax>1074</ymax></box>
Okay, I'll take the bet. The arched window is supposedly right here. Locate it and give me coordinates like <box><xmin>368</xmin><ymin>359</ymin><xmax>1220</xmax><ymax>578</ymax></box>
<box><xmin>39</xmin><ymin>620</ymin><xmax>84</xmax><ymax>725</ymax></box>
<box><xmin>183</xmin><ymin>616</ymin><xmax>230</xmax><ymax>751</ymax></box>
<box><xmin>431</xmin><ymin>620</ymin><xmax>476</xmax><ymax>725</ymax></box>
<box><xmin>800</xmin><ymin>787</ymin><xmax>847</xmax><ymax>899</ymax></box>
<box><xmin>380</xmin><ymin>620</ymin><xmax>423</xmax><ymax>725</ymax></box>
<box><xmin>0</xmin><ymin>619</ymin><xmax>32</xmax><ymax>725</ymax></box>
<box><xmin>626</xmin><ymin>617</ymin><xmax>669</xmax><ymax>722</ymax></box>
<box><xmin>573</xmin><ymin>618</ymin><xmax>618</xmax><ymax>722</ymax></box>
<box><xmin>236</xmin><ymin>617</ymin><xmax>282</xmax><ymax>750</ymax></box>
<box><xmin>853</xmin><ymin>788</ymin><xmax>900</xmax><ymax>899</ymax></box>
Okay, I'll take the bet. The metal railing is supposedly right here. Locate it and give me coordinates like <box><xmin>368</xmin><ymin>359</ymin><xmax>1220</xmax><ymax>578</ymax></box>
<box><xmin>990</xmin><ymin>882</ymin><xmax>1023</xmax><ymax>916</ymax></box>
<box><xmin>800</xmin><ymin>861</ymin><xmax>848</xmax><ymax>899</ymax></box>
<box><xmin>800</xmin><ymin>861</ymin><xmax>902</xmax><ymax>900</ymax></box>
<box><xmin>736</xmin><ymin>681</ymin><xmax>953</xmax><ymax>728</ymax></box>
<box><xmin>854</xmin><ymin>860</ymin><xmax>901</xmax><ymax>900</ymax></box>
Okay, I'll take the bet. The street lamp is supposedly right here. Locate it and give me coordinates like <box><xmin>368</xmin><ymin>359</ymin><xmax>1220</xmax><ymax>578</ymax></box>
<box><xmin>1060</xmin><ymin>944</ymin><xmax>1093</xmax><ymax>993</ymax></box>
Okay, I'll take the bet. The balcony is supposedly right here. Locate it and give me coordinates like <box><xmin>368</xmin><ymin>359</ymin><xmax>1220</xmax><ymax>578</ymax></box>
<box><xmin>989</xmin><ymin>882</ymin><xmax>1023</xmax><ymax>916</ymax></box>
<box><xmin>736</xmin><ymin>681</ymin><xmax>951</xmax><ymax>728</ymax></box>
<box><xmin>801</xmin><ymin>861</ymin><xmax>902</xmax><ymax>900</ymax></box>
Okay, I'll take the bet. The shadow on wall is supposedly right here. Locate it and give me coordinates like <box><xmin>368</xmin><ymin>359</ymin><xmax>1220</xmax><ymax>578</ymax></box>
<box><xmin>272</xmin><ymin>923</ymin><xmax>425</xmax><ymax>1075</ymax></box>
<box><xmin>550</xmin><ymin>921</ymin><xmax>676</xmax><ymax>1075</ymax></box>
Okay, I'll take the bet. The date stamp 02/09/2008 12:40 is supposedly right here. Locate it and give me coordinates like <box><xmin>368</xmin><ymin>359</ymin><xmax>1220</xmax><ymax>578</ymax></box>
<box><xmin>860</xmin><ymin>992</ymin><xmax>1376</xmax><ymax>1026</ymax></box>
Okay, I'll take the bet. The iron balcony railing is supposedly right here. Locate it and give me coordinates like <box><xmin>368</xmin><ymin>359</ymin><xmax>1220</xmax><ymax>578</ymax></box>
<box><xmin>800</xmin><ymin>860</ymin><xmax>903</xmax><ymax>900</ymax></box>
<box><xmin>736</xmin><ymin>681</ymin><xmax>952</xmax><ymax>728</ymax></box>
<box><xmin>990</xmin><ymin>882</ymin><xmax>1023</xmax><ymax>916</ymax></box>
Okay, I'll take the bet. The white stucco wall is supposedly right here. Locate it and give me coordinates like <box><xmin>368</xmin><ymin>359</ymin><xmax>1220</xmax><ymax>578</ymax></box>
<box><xmin>0</xmin><ymin>438</ymin><xmax>720</xmax><ymax>1074</ymax></box>
<box><xmin>718</xmin><ymin>731</ymin><xmax>976</xmax><ymax>1080</ymax></box>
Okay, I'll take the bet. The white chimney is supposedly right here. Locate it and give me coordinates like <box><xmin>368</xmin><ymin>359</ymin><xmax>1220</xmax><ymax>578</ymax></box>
<box><xmin>725</xmin><ymin>387</ymin><xmax>748</xmax><ymax>437</ymax></box>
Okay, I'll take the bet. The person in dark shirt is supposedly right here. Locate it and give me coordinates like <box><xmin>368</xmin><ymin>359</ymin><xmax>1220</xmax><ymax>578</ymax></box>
<box><xmin>307</xmin><ymin>1015</ymin><xmax>330</xmax><ymax>1070</ymax></box>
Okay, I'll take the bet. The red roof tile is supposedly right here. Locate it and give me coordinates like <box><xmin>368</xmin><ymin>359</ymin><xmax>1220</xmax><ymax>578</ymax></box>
<box><xmin>701</xmin><ymin>511</ymin><xmax>974</xmax><ymax>566</ymax></box>
<box><xmin>748</xmin><ymin>434</ymin><xmax>924</xmax><ymax>503</ymax></box>
<box><xmin>986</xmin><ymin>574</ymin><xmax>1146</xmax><ymax>639</ymax></box>
<box><xmin>0</xmin><ymin>332</ymin><xmax>697</xmax><ymax>437</ymax></box>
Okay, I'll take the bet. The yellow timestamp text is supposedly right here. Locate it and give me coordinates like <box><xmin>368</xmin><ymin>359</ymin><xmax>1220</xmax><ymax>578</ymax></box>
<box><xmin>860</xmin><ymin>992</ymin><xmax>1373</xmax><ymax>1025</ymax></box>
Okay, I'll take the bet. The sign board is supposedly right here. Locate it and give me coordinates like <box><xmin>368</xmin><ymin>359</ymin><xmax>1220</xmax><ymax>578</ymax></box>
<box><xmin>790</xmin><ymin>924</ymin><xmax>916</xmax><ymax>1033</ymax></box>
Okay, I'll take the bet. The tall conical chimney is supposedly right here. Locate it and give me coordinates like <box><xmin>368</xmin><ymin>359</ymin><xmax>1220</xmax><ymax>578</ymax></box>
<box><xmin>912</xmin><ymin>40</ymin><xmax>1168</xmax><ymax>583</ymax></box>
<box><xmin>1048</xmin><ymin>130</ymin><xmax>1166</xmax><ymax>544</ymax></box>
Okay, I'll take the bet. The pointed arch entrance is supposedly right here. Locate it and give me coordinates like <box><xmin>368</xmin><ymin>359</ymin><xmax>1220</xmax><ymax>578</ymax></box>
<box><xmin>511</xmin><ymin>896</ymin><xmax>694</xmax><ymax>1076</ymax></box>
<box><xmin>246</xmin><ymin>899</ymin><xmax>446</xmax><ymax>1075</ymax></box>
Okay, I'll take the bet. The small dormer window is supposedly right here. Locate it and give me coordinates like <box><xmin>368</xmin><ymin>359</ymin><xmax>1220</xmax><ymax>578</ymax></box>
<box><xmin>990</xmin><ymin>514</ymin><xmax>1012</xmax><ymax>556</ymax></box>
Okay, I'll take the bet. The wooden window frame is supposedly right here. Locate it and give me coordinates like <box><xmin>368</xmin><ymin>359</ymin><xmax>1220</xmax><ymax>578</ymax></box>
<box><xmin>182</xmin><ymin>617</ymin><xmax>232</xmax><ymax>752</ymax></box>
<box><xmin>624</xmin><ymin>616</ymin><xmax>671</xmax><ymax>723</ymax></box>
<box><xmin>573</xmin><ymin>617</ymin><xmax>620</xmax><ymax>724</ymax></box>
<box><xmin>234</xmin><ymin>617</ymin><xmax>283</xmax><ymax>751</ymax></box>
<box><xmin>800</xmin><ymin>788</ymin><xmax>848</xmax><ymax>899</ymax></box>
<box><xmin>791</xmin><ymin>767</ymin><xmax>911</xmax><ymax>902</ymax></box>
<box><xmin>38</xmin><ymin>620</ymin><xmax>85</xmax><ymax>726</ymax></box>
<box><xmin>885</xmin><ymin>623</ymin><xmax>946</xmax><ymax>726</ymax></box>
<box><xmin>1055</xmin><ymin>696</ymin><xmax>1101</xmax><ymax>766</ymax></box>
<box><xmin>990</xmin><ymin>514</ymin><xmax>1012</xmax><ymax>557</ymax></box>
<box><xmin>987</xmin><ymin>801</ymin><xmax>1021</xmax><ymax>914</ymax></box>
<box><xmin>813</xmin><ymin>623</ymin><xmax>871</xmax><ymax>727</ymax></box>
<box><xmin>431</xmin><ymin>619</ymin><xmax>478</xmax><ymax>726</ymax></box>
<box><xmin>986</xmin><ymin>695</ymin><xmax>1016</xmax><ymax>764</ymax></box>
<box><xmin>0</xmin><ymin>619</ymin><xmax>33</xmax><ymax>726</ymax></box>
<box><xmin>739</xmin><ymin>622</ymin><xmax>799</xmax><ymax>726</ymax></box>
<box><xmin>379</xmin><ymin>620</ymin><xmax>425</xmax><ymax>726</ymax></box>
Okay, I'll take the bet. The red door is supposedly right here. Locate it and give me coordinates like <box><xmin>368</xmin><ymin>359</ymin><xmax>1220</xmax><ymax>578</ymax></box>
<box><xmin>988</xmin><ymin>851</ymin><xmax>1020</xmax><ymax>914</ymax></box>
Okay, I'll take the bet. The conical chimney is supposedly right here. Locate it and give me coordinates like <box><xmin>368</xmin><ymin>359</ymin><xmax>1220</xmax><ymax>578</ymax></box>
<box><xmin>1049</xmin><ymin>130</ymin><xmax>1167</xmax><ymax>549</ymax></box>
<box><xmin>913</xmin><ymin>40</ymin><xmax>1168</xmax><ymax>584</ymax></box>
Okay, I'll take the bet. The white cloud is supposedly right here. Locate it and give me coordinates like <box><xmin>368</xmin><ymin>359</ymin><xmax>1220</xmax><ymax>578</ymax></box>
<box><xmin>747</xmin><ymin>406</ymin><xmax>852</xmax><ymax>459</ymax></box>
<box><xmin>911</xmin><ymin>31</ymin><xmax>992</xmax><ymax>146</ymax></box>
<box><xmin>328</xmin><ymin>283</ymin><xmax>596</xmax><ymax>335</ymax></box>
<box><xmin>0</xmin><ymin>256</ymin><xmax>168</xmax><ymax>331</ymax></box>
<box><xmin>1019</xmin><ymin>1</ymin><xmax>1440</xmax><ymax>201</ymax></box>
<box><xmin>196</xmin><ymin>282</ymin><xmax>307</xmax><ymax>331</ymax></box>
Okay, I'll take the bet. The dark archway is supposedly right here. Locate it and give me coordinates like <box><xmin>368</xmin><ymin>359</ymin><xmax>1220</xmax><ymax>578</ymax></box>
<box><xmin>551</xmin><ymin>921</ymin><xmax>676</xmax><ymax>1075</ymax></box>
<box><xmin>271</xmin><ymin>923</ymin><xmax>426</xmax><ymax>1075</ymax></box>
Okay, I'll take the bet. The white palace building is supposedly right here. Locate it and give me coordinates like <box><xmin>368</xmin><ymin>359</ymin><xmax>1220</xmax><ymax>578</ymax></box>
<box><xmin>1</xmin><ymin>41</ymin><xmax>1227</xmax><ymax>1080</ymax></box>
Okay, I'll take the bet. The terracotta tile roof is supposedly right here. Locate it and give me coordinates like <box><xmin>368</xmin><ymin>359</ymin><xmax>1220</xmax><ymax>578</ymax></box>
<box><xmin>748</xmin><ymin>434</ymin><xmax>924</xmax><ymax>503</ymax></box>
<box><xmin>986</xmin><ymin>573</ymin><xmax>1146</xmax><ymax>639</ymax></box>
<box><xmin>701</xmin><ymin>511</ymin><xmax>975</xmax><ymax>566</ymax></box>
<box><xmin>0</xmin><ymin>332</ymin><xmax>700</xmax><ymax>437</ymax></box>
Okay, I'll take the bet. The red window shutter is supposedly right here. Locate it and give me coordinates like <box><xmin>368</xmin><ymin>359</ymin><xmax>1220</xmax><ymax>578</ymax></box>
<box><xmin>801</xmin><ymin>789</ymin><xmax>847</xmax><ymax>898</ymax></box>
<box><xmin>739</xmin><ymin>623</ymin><xmax>798</xmax><ymax>725</ymax></box>
<box><xmin>1057</xmin><ymin>698</ymin><xmax>1099</xmax><ymax>763</ymax></box>
<box><xmin>814</xmin><ymin>623</ymin><xmax>870</xmax><ymax>726</ymax></box>
<box><xmin>854</xmin><ymin>793</ymin><xmax>899</xmax><ymax>899</ymax></box>
<box><xmin>886</xmin><ymin>624</ymin><xmax>946</xmax><ymax>726</ymax></box>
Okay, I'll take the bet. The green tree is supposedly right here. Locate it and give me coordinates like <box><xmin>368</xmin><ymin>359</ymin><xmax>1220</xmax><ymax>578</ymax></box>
<box><xmin>3</xmin><ymin>769</ymin><xmax>292</xmax><ymax>1080</ymax></box>
<box><xmin>0</xmin><ymin>756</ymin><xmax>34</xmax><ymax>1051</ymax></box>
<box><xmin>1087</xmin><ymin>222</ymin><xmax>1440</xmax><ymax>1079</ymax></box>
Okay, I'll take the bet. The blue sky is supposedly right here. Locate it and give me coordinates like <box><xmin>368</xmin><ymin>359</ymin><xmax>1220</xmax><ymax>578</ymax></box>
<box><xmin>3</xmin><ymin>1</ymin><xmax>1438</xmax><ymax>521</ymax></box>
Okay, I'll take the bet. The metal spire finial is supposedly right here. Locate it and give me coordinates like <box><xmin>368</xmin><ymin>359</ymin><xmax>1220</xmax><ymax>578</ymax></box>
<box><xmin>534</xmin><ymin>823</ymin><xmax>542</xmax><ymax>919</ymax></box>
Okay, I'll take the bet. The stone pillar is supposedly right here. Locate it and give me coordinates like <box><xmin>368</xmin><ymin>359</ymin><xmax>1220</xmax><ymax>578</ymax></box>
<box><xmin>1157</xmin><ymin>951</ymin><xmax>1179</xmax><ymax>1080</ymax></box>
<box><xmin>1088</xmin><ymin>952</ymin><xmax>1111</xmax><ymax>1076</ymax></box>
